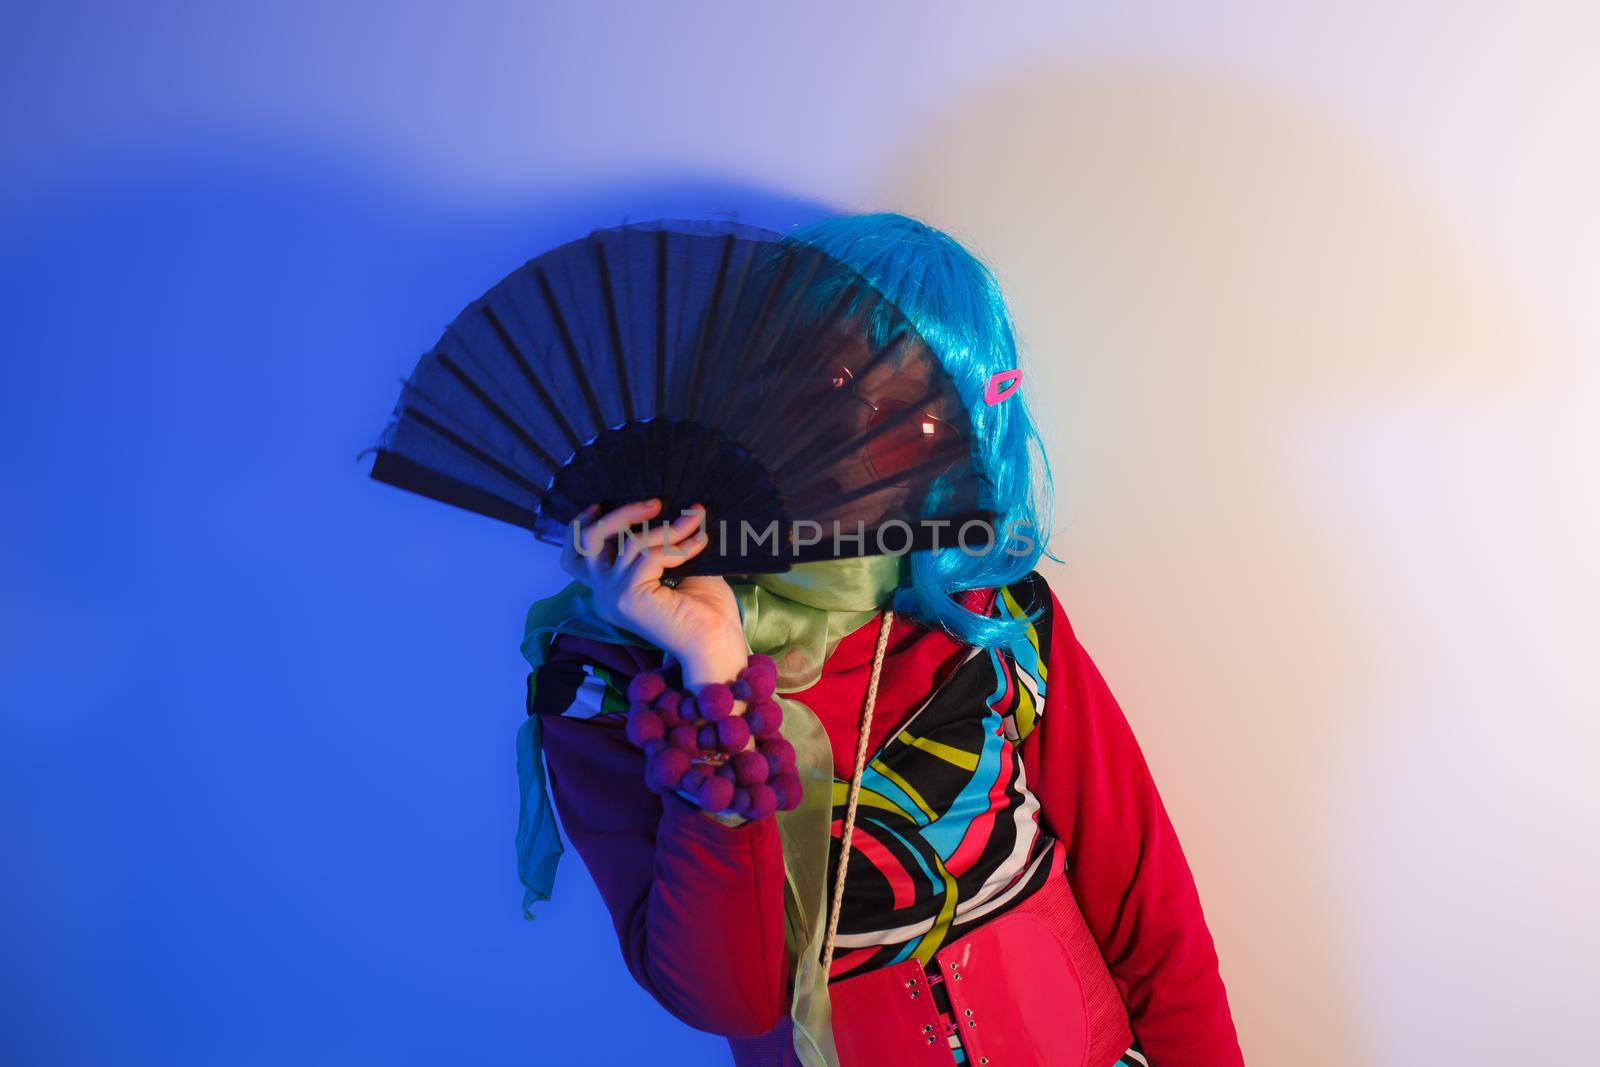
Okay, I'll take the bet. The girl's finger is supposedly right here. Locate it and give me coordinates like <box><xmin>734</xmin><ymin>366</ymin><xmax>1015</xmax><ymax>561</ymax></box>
<box><xmin>580</xmin><ymin>499</ymin><xmax>662</xmax><ymax>557</ymax></box>
<box><xmin>659</xmin><ymin>530</ymin><xmax>710</xmax><ymax>569</ymax></box>
<box><xmin>614</xmin><ymin>522</ymin><xmax>655</xmax><ymax>571</ymax></box>
<box><xmin>666</xmin><ymin>504</ymin><xmax>707</xmax><ymax>546</ymax></box>
<box><xmin>619</xmin><ymin>538</ymin><xmax>667</xmax><ymax>587</ymax></box>
<box><xmin>559</xmin><ymin>504</ymin><xmax>602</xmax><ymax>576</ymax></box>
<box><xmin>629</xmin><ymin>504</ymin><xmax>706</xmax><ymax>552</ymax></box>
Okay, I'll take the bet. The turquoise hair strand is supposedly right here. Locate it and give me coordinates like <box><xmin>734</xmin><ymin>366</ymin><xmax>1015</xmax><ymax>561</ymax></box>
<box><xmin>787</xmin><ymin>212</ymin><xmax>1057</xmax><ymax>653</ymax></box>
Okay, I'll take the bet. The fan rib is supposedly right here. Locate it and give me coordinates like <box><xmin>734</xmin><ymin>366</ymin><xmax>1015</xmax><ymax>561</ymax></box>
<box><xmin>434</xmin><ymin>351</ymin><xmax>563</xmax><ymax>473</ymax></box>
<box><xmin>593</xmin><ymin>238</ymin><xmax>651</xmax><ymax>503</ymax></box>
<box><xmin>594</xmin><ymin>241</ymin><xmax>635</xmax><ymax>425</ymax></box>
<box><xmin>371</xmin><ymin>449</ymin><xmax>544</xmax><ymax>532</ymax></box>
<box><xmin>722</xmin><ymin>277</ymin><xmax>859</xmax><ymax>450</ymax></box>
<box><xmin>531</xmin><ymin>266</ymin><xmax>609</xmax><ymax>432</ymax></box>
<box><xmin>772</xmin><ymin>380</ymin><xmax>952</xmax><ymax>487</ymax></box>
<box><xmin>736</xmin><ymin>288</ymin><xmax>896</xmax><ymax>465</ymax></box>
<box><xmin>668</xmin><ymin>247</ymin><xmax>806</xmax><ymax>511</ymax></box>
<box><xmin>466</xmin><ymin>311</ymin><xmax>583</xmax><ymax>452</ymax></box>
<box><xmin>660</xmin><ymin>235</ymin><xmax>738</xmax><ymax>508</ymax></box>
<box><xmin>789</xmin><ymin>445</ymin><xmax>974</xmax><ymax>515</ymax></box>
<box><xmin>401</xmin><ymin>406</ymin><xmax>547</xmax><ymax>498</ymax></box>
<box><xmin>755</xmin><ymin>318</ymin><xmax>917</xmax><ymax>472</ymax></box>
<box><xmin>699</xmin><ymin>245</ymin><xmax>810</xmax><ymax>433</ymax></box>
<box><xmin>713</xmin><ymin>292</ymin><xmax>890</xmax><ymax>523</ymax></box>
<box><xmin>680</xmin><ymin>235</ymin><xmax>737</xmax><ymax>421</ymax></box>
<box><xmin>654</xmin><ymin>230</ymin><xmax>668</xmax><ymax>416</ymax></box>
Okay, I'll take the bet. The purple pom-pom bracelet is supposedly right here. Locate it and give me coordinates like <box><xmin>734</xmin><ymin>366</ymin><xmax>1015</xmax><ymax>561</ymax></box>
<box><xmin>619</xmin><ymin>652</ymin><xmax>800</xmax><ymax>819</ymax></box>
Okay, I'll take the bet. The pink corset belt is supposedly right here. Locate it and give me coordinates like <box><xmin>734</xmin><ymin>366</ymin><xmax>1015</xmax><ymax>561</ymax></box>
<box><xmin>828</xmin><ymin>855</ymin><xmax>1133</xmax><ymax>1067</ymax></box>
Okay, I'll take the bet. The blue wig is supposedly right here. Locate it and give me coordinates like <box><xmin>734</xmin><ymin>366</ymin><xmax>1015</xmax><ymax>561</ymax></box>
<box><xmin>788</xmin><ymin>212</ymin><xmax>1056</xmax><ymax>653</ymax></box>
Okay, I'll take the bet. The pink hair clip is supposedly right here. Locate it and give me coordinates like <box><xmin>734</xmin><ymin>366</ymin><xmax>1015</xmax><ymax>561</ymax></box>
<box><xmin>985</xmin><ymin>369</ymin><xmax>1023</xmax><ymax>405</ymax></box>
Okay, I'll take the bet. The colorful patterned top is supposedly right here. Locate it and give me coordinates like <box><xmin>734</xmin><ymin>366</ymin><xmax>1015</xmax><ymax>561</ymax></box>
<box><xmin>821</xmin><ymin>580</ymin><xmax>1057</xmax><ymax>980</ymax></box>
<box><xmin>527</xmin><ymin>571</ymin><xmax>1243</xmax><ymax>1065</ymax></box>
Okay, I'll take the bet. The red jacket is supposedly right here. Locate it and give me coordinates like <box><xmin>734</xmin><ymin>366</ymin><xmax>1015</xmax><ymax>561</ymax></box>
<box><xmin>534</xmin><ymin>578</ymin><xmax>1243</xmax><ymax>1064</ymax></box>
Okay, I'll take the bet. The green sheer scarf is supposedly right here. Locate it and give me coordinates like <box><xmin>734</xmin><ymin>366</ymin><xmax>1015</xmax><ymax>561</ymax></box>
<box><xmin>516</xmin><ymin>554</ymin><xmax>905</xmax><ymax>1067</ymax></box>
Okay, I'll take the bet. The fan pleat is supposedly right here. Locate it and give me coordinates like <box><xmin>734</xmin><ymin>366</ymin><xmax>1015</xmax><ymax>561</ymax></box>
<box><xmin>759</xmin><ymin>326</ymin><xmax>928</xmax><ymax>480</ymax></box>
<box><xmin>371</xmin><ymin>451</ymin><xmax>545</xmax><ymax>531</ymax></box>
<box><xmin>733</xmin><ymin>287</ymin><xmax>891</xmax><ymax>462</ymax></box>
<box><xmin>720</xmin><ymin>281</ymin><xmax>859</xmax><ymax>453</ymax></box>
<box><xmin>594</xmin><ymin>241</ymin><xmax>635</xmax><ymax>427</ymax></box>
<box><xmin>388</xmin><ymin>375</ymin><xmax>531</xmax><ymax>495</ymax></box>
<box><xmin>792</xmin><ymin>446</ymin><xmax>971</xmax><ymax>516</ymax></box>
<box><xmin>463</xmin><ymin>309</ymin><xmax>582</xmax><ymax>454</ymax></box>
<box><xmin>672</xmin><ymin>237</ymin><xmax>796</xmax><ymax>511</ymax></box>
<box><xmin>531</xmin><ymin>266</ymin><xmax>609</xmax><ymax>433</ymax></box>
<box><xmin>680</xmin><ymin>235</ymin><xmax>744</xmax><ymax>425</ymax></box>
<box><xmin>770</xmin><ymin>382</ymin><xmax>948</xmax><ymax>487</ymax></box>
<box><xmin>703</xmin><ymin>246</ymin><xmax>823</xmax><ymax>436</ymax></box>
<box><xmin>433</xmin><ymin>351</ymin><xmax>563</xmax><ymax>473</ymax></box>
<box><xmin>395</xmin><ymin>404</ymin><xmax>547</xmax><ymax>499</ymax></box>
<box><xmin>653</xmin><ymin>230</ymin><xmax>668</xmax><ymax>416</ymax></box>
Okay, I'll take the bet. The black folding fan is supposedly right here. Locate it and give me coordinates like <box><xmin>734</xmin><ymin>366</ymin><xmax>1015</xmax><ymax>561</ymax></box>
<box><xmin>369</xmin><ymin>218</ymin><xmax>996</xmax><ymax>578</ymax></box>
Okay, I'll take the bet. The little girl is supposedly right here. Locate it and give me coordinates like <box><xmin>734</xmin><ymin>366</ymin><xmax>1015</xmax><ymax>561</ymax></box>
<box><xmin>515</xmin><ymin>214</ymin><xmax>1244</xmax><ymax>1066</ymax></box>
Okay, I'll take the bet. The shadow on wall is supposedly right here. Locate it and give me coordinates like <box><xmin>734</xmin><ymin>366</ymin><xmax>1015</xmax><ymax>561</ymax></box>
<box><xmin>877</xmin><ymin>65</ymin><xmax>1549</xmax><ymax>1066</ymax></box>
<box><xmin>0</xmin><ymin>146</ymin><xmax>833</xmax><ymax>1066</ymax></box>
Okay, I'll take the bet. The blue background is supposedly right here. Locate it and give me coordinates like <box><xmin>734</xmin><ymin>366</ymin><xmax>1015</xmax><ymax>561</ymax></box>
<box><xmin>0</xmin><ymin>154</ymin><xmax>829</xmax><ymax>1067</ymax></box>
<box><xmin>0</xmin><ymin>19</ymin><xmax>834</xmax><ymax>1063</ymax></box>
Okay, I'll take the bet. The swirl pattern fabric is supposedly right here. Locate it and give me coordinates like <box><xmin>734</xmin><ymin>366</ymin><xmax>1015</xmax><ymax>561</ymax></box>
<box><xmin>821</xmin><ymin>575</ymin><xmax>1055</xmax><ymax>977</ymax></box>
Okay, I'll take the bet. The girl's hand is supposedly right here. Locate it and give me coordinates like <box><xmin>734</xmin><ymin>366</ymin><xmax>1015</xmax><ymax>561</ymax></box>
<box><xmin>559</xmin><ymin>499</ymin><xmax>750</xmax><ymax>688</ymax></box>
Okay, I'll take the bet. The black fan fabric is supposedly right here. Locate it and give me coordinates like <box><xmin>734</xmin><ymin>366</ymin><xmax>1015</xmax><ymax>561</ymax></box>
<box><xmin>370</xmin><ymin>219</ymin><xmax>996</xmax><ymax>576</ymax></box>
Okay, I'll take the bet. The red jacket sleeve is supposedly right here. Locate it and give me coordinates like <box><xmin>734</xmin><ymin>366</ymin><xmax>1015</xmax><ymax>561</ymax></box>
<box><xmin>1020</xmin><ymin>582</ymin><xmax>1245</xmax><ymax>1065</ymax></box>
<box><xmin>533</xmin><ymin>637</ymin><xmax>790</xmax><ymax>1039</ymax></box>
